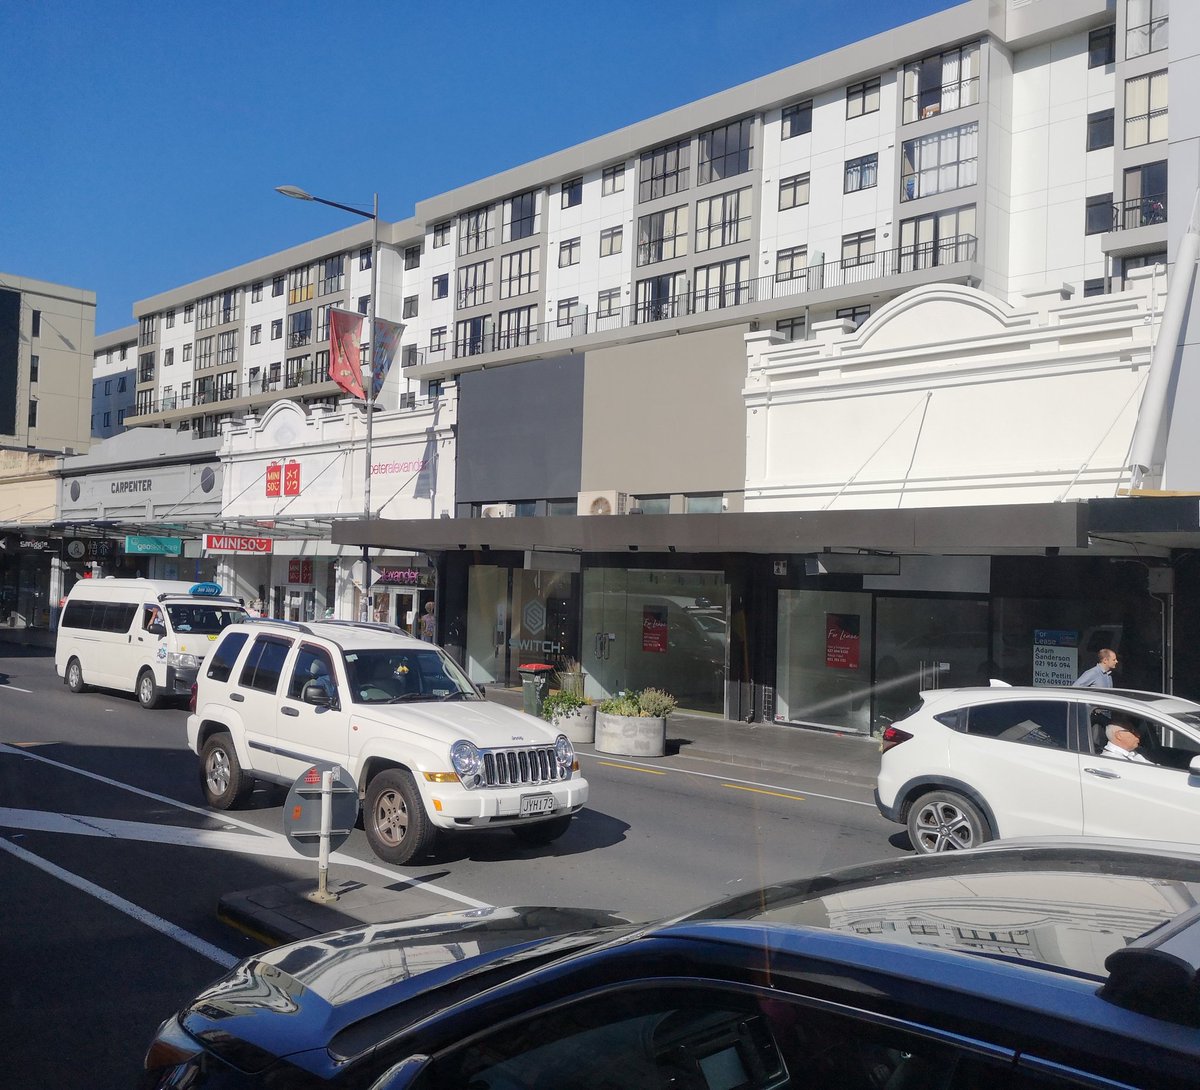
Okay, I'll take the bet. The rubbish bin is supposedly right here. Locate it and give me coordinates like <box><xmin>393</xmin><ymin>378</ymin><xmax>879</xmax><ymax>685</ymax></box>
<box><xmin>518</xmin><ymin>663</ymin><xmax>555</xmax><ymax>718</ymax></box>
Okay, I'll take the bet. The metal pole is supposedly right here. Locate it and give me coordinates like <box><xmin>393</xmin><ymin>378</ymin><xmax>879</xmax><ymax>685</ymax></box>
<box><xmin>362</xmin><ymin>193</ymin><xmax>379</xmax><ymax>621</ymax></box>
<box><xmin>316</xmin><ymin>769</ymin><xmax>333</xmax><ymax>901</ymax></box>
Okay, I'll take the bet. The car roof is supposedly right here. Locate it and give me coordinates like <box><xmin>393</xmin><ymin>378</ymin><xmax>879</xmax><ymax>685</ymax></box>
<box><xmin>919</xmin><ymin>685</ymin><xmax>1200</xmax><ymax>716</ymax></box>
<box><xmin>227</xmin><ymin>618</ymin><xmax>428</xmax><ymax>651</ymax></box>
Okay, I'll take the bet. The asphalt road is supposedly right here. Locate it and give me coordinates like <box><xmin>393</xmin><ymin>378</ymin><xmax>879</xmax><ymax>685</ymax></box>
<box><xmin>0</xmin><ymin>646</ymin><xmax>897</xmax><ymax>1088</ymax></box>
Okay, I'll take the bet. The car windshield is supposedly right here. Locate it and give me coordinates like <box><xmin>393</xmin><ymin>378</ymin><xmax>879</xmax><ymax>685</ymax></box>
<box><xmin>164</xmin><ymin>602</ymin><xmax>248</xmax><ymax>634</ymax></box>
<box><xmin>344</xmin><ymin>647</ymin><xmax>481</xmax><ymax>704</ymax></box>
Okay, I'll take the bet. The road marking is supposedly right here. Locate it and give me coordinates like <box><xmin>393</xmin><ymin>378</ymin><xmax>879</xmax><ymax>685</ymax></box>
<box><xmin>722</xmin><ymin>783</ymin><xmax>806</xmax><ymax>802</ymax></box>
<box><xmin>0</xmin><ymin>836</ymin><xmax>239</xmax><ymax>969</ymax></box>
<box><xmin>597</xmin><ymin>761</ymin><xmax>667</xmax><ymax>775</ymax></box>
<box><xmin>0</xmin><ymin>685</ymin><xmax>32</xmax><ymax>693</ymax></box>
<box><xmin>578</xmin><ymin>751</ymin><xmax>875</xmax><ymax>807</ymax></box>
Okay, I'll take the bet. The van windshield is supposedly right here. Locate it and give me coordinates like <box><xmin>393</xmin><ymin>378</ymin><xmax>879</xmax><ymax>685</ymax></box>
<box><xmin>164</xmin><ymin>603</ymin><xmax>248</xmax><ymax>635</ymax></box>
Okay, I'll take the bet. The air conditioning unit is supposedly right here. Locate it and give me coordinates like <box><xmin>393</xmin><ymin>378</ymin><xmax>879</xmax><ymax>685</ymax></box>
<box><xmin>577</xmin><ymin>490</ymin><xmax>628</xmax><ymax>516</ymax></box>
<box><xmin>481</xmin><ymin>503</ymin><xmax>516</xmax><ymax>518</ymax></box>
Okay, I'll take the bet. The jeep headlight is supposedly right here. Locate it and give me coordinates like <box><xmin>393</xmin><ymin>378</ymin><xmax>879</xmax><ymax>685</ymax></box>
<box><xmin>450</xmin><ymin>740</ymin><xmax>483</xmax><ymax>787</ymax></box>
<box><xmin>167</xmin><ymin>652</ymin><xmax>201</xmax><ymax>670</ymax></box>
<box><xmin>555</xmin><ymin>734</ymin><xmax>576</xmax><ymax>777</ymax></box>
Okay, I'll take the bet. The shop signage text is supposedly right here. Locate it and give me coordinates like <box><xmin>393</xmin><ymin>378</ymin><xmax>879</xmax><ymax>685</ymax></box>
<box><xmin>825</xmin><ymin>613</ymin><xmax>861</xmax><ymax>670</ymax></box>
<box><xmin>63</xmin><ymin>538</ymin><xmax>116</xmax><ymax>561</ymax></box>
<box><xmin>375</xmin><ymin>568</ymin><xmax>423</xmax><ymax>586</ymax></box>
<box><xmin>111</xmin><ymin>478</ymin><xmax>153</xmax><ymax>494</ymax></box>
<box><xmin>287</xmin><ymin>558</ymin><xmax>313</xmax><ymax>584</ymax></box>
<box><xmin>205</xmin><ymin>534</ymin><xmax>274</xmax><ymax>554</ymax></box>
<box><xmin>265</xmin><ymin>460</ymin><xmax>301</xmax><ymax>497</ymax></box>
<box><xmin>1032</xmin><ymin>629</ymin><xmax>1078</xmax><ymax>686</ymax></box>
<box><xmin>125</xmin><ymin>535</ymin><xmax>182</xmax><ymax>556</ymax></box>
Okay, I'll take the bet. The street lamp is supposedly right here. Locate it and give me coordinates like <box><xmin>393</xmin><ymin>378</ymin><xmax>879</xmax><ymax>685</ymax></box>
<box><xmin>277</xmin><ymin>184</ymin><xmax>380</xmax><ymax>621</ymax></box>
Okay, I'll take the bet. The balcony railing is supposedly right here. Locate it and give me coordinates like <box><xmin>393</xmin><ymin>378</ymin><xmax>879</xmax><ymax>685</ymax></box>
<box><xmin>406</xmin><ymin>234</ymin><xmax>977</xmax><ymax>368</ymax></box>
<box><xmin>132</xmin><ymin>367</ymin><xmax>331</xmax><ymax>418</ymax></box>
<box><xmin>1112</xmin><ymin>193</ymin><xmax>1166</xmax><ymax>232</ymax></box>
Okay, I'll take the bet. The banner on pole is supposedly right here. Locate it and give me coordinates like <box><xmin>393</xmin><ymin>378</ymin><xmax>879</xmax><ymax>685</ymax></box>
<box><xmin>372</xmin><ymin>318</ymin><xmax>405</xmax><ymax>397</ymax></box>
<box><xmin>329</xmin><ymin>308</ymin><xmax>366</xmax><ymax>399</ymax></box>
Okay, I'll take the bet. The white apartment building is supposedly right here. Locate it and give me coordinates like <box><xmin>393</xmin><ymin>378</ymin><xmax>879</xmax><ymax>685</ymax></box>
<box><xmin>92</xmin><ymin>325</ymin><xmax>137</xmax><ymax>439</ymax></box>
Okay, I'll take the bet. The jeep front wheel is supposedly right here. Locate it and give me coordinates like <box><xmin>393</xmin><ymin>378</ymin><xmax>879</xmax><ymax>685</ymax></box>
<box><xmin>200</xmin><ymin>732</ymin><xmax>253</xmax><ymax>810</ymax></box>
<box><xmin>364</xmin><ymin>769</ymin><xmax>436</xmax><ymax>865</ymax></box>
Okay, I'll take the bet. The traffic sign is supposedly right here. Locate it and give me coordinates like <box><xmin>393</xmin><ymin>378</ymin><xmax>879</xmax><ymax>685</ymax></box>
<box><xmin>282</xmin><ymin>763</ymin><xmax>359</xmax><ymax>858</ymax></box>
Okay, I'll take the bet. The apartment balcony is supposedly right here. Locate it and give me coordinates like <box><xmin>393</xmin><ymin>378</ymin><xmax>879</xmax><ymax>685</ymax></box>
<box><xmin>403</xmin><ymin>234</ymin><xmax>979</xmax><ymax>377</ymax></box>
<box><xmin>1102</xmin><ymin>193</ymin><xmax>1168</xmax><ymax>257</ymax></box>
<box><xmin>122</xmin><ymin>368</ymin><xmax>339</xmax><ymax>427</ymax></box>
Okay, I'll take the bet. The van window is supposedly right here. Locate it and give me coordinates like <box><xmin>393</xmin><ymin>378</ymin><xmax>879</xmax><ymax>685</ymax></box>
<box><xmin>238</xmin><ymin>636</ymin><xmax>292</xmax><ymax>693</ymax></box>
<box><xmin>207</xmin><ymin>632</ymin><xmax>250</xmax><ymax>683</ymax></box>
<box><xmin>61</xmin><ymin>600</ymin><xmax>137</xmax><ymax>633</ymax></box>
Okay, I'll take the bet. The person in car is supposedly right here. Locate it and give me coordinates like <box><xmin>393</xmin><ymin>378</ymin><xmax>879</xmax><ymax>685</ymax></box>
<box><xmin>1075</xmin><ymin>648</ymin><xmax>1118</xmax><ymax>688</ymax></box>
<box><xmin>305</xmin><ymin>659</ymin><xmax>338</xmax><ymax>703</ymax></box>
<box><xmin>1102</xmin><ymin>716</ymin><xmax>1151</xmax><ymax>763</ymax></box>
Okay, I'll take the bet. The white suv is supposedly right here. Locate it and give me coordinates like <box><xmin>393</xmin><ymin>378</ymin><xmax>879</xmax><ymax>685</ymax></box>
<box><xmin>186</xmin><ymin>620</ymin><xmax>588</xmax><ymax>865</ymax></box>
<box><xmin>876</xmin><ymin>685</ymin><xmax>1200</xmax><ymax>853</ymax></box>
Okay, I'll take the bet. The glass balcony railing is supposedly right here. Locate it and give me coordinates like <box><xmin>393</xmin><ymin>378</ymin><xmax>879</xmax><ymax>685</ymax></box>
<box><xmin>1112</xmin><ymin>193</ymin><xmax>1166</xmax><ymax>232</ymax></box>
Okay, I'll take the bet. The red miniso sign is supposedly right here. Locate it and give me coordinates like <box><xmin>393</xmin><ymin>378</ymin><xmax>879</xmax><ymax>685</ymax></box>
<box><xmin>205</xmin><ymin>534</ymin><xmax>274</xmax><ymax>554</ymax></box>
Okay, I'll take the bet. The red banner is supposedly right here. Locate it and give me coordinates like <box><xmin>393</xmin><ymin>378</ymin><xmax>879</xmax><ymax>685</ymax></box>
<box><xmin>205</xmin><ymin>534</ymin><xmax>273</xmax><ymax>554</ymax></box>
<box><xmin>329</xmin><ymin>308</ymin><xmax>366</xmax><ymax>399</ymax></box>
<box><xmin>642</xmin><ymin>606</ymin><xmax>668</xmax><ymax>653</ymax></box>
<box><xmin>288</xmin><ymin>558</ymin><xmax>313</xmax><ymax>584</ymax></box>
<box><xmin>265</xmin><ymin>462</ymin><xmax>281</xmax><ymax>497</ymax></box>
<box><xmin>283</xmin><ymin>460</ymin><xmax>301</xmax><ymax>496</ymax></box>
<box><xmin>825</xmin><ymin>613</ymin><xmax>861</xmax><ymax>670</ymax></box>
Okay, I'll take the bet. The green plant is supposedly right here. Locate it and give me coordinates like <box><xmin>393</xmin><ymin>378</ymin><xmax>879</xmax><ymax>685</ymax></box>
<box><xmin>598</xmin><ymin>693</ymin><xmax>641</xmax><ymax>716</ymax></box>
<box><xmin>636</xmin><ymin>687</ymin><xmax>677</xmax><ymax>718</ymax></box>
<box><xmin>541</xmin><ymin>690</ymin><xmax>586</xmax><ymax>721</ymax></box>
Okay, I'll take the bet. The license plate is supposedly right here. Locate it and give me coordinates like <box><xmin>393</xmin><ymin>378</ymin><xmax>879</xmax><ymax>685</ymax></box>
<box><xmin>520</xmin><ymin>793</ymin><xmax>556</xmax><ymax>816</ymax></box>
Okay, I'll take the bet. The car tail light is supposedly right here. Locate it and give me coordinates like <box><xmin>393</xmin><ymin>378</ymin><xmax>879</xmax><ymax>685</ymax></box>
<box><xmin>188</xmin><ymin>683</ymin><xmax>197</xmax><ymax>713</ymax></box>
<box><xmin>879</xmin><ymin>725</ymin><xmax>913</xmax><ymax>754</ymax></box>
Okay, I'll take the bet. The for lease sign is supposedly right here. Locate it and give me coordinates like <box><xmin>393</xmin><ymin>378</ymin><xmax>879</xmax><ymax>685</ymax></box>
<box><xmin>204</xmin><ymin>534</ymin><xmax>273</xmax><ymax>554</ymax></box>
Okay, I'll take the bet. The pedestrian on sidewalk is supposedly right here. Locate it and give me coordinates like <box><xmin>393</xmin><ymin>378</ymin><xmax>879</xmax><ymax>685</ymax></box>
<box><xmin>1074</xmin><ymin>648</ymin><xmax>1118</xmax><ymax>688</ymax></box>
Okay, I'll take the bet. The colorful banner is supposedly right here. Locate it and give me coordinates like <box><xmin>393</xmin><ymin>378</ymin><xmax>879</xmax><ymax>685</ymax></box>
<box><xmin>825</xmin><ymin>613</ymin><xmax>861</xmax><ymax>669</ymax></box>
<box><xmin>372</xmin><ymin>318</ymin><xmax>406</xmax><ymax>397</ymax></box>
<box><xmin>329</xmin><ymin>308</ymin><xmax>366</xmax><ymax>399</ymax></box>
<box><xmin>642</xmin><ymin>605</ymin><xmax>668</xmax><ymax>653</ymax></box>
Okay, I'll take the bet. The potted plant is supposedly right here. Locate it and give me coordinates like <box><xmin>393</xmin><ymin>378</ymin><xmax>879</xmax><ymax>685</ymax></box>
<box><xmin>541</xmin><ymin>689</ymin><xmax>596</xmax><ymax>744</ymax></box>
<box><xmin>595</xmin><ymin>687</ymin><xmax>677</xmax><ymax>757</ymax></box>
<box><xmin>556</xmin><ymin>658</ymin><xmax>586</xmax><ymax>699</ymax></box>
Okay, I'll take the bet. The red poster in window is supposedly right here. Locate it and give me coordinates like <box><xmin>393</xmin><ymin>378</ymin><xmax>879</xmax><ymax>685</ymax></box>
<box><xmin>283</xmin><ymin>460</ymin><xmax>301</xmax><ymax>496</ymax></box>
<box><xmin>825</xmin><ymin>613</ymin><xmax>861</xmax><ymax>670</ymax></box>
<box><xmin>265</xmin><ymin>461</ymin><xmax>282</xmax><ymax>497</ymax></box>
<box><xmin>287</xmin><ymin>559</ymin><xmax>313</xmax><ymax>585</ymax></box>
<box><xmin>642</xmin><ymin>605</ymin><xmax>668</xmax><ymax>653</ymax></box>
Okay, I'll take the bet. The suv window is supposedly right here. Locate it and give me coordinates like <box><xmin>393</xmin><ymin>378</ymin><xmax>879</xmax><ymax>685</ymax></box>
<box><xmin>965</xmin><ymin>700</ymin><xmax>1069</xmax><ymax>749</ymax></box>
<box><xmin>207</xmin><ymin>631</ymin><xmax>249</xmax><ymax>683</ymax></box>
<box><xmin>287</xmin><ymin>643</ymin><xmax>338</xmax><ymax>701</ymax></box>
<box><xmin>238</xmin><ymin>635</ymin><xmax>292</xmax><ymax>693</ymax></box>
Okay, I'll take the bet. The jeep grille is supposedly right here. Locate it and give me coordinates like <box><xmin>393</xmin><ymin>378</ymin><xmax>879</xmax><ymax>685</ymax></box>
<box><xmin>481</xmin><ymin>746</ymin><xmax>565</xmax><ymax>786</ymax></box>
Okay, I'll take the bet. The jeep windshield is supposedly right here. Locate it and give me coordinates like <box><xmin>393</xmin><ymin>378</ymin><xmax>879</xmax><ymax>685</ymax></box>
<box><xmin>344</xmin><ymin>647</ymin><xmax>482</xmax><ymax>704</ymax></box>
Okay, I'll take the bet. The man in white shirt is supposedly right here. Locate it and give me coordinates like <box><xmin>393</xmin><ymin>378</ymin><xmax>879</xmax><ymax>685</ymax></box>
<box><xmin>1101</xmin><ymin>716</ymin><xmax>1151</xmax><ymax>763</ymax></box>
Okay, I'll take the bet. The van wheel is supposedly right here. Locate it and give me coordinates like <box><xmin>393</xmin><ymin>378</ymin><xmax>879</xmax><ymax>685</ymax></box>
<box><xmin>907</xmin><ymin>790</ymin><xmax>990</xmax><ymax>854</ymax></box>
<box><xmin>364</xmin><ymin>769</ymin><xmax>436</xmax><ymax>865</ymax></box>
<box><xmin>511</xmin><ymin>815</ymin><xmax>572</xmax><ymax>845</ymax></box>
<box><xmin>200</xmin><ymin>733</ymin><xmax>252</xmax><ymax>809</ymax></box>
<box><xmin>65</xmin><ymin>658</ymin><xmax>88</xmax><ymax>694</ymax></box>
<box><xmin>137</xmin><ymin>669</ymin><xmax>162</xmax><ymax>709</ymax></box>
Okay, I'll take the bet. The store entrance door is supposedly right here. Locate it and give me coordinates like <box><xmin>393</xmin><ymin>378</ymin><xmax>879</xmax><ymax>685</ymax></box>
<box><xmin>371</xmin><ymin>587</ymin><xmax>418</xmax><ymax>634</ymax></box>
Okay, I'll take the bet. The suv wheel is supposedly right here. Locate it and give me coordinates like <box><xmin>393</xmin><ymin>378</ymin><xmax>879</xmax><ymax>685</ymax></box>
<box><xmin>511</xmin><ymin>815</ymin><xmax>572</xmax><ymax>845</ymax></box>
<box><xmin>137</xmin><ymin>669</ymin><xmax>162</xmax><ymax>709</ymax></box>
<box><xmin>907</xmin><ymin>790</ymin><xmax>990</xmax><ymax>854</ymax></box>
<box><xmin>364</xmin><ymin>769</ymin><xmax>436</xmax><ymax>865</ymax></box>
<box><xmin>65</xmin><ymin>658</ymin><xmax>88</xmax><ymax>694</ymax></box>
<box><xmin>200</xmin><ymin>733</ymin><xmax>253</xmax><ymax>809</ymax></box>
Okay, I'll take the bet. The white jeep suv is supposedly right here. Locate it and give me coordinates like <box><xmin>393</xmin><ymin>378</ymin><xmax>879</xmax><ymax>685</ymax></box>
<box><xmin>186</xmin><ymin>620</ymin><xmax>588</xmax><ymax>865</ymax></box>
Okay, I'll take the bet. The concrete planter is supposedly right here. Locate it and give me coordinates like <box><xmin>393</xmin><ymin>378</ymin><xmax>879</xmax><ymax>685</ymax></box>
<box><xmin>552</xmin><ymin>703</ymin><xmax>596</xmax><ymax>745</ymax></box>
<box><xmin>595</xmin><ymin>712</ymin><xmax>667</xmax><ymax>757</ymax></box>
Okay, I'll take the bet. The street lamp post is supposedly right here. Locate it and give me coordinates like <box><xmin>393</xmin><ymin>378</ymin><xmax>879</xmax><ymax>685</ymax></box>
<box><xmin>276</xmin><ymin>185</ymin><xmax>379</xmax><ymax>621</ymax></box>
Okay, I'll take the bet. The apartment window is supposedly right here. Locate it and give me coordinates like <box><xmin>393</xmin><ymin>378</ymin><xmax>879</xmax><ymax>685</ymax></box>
<box><xmin>695</xmin><ymin>188</ymin><xmax>751</xmax><ymax>252</ymax></box>
<box><xmin>499</xmin><ymin>248</ymin><xmax>539</xmax><ymax>299</ymax></box>
<box><xmin>285</xmin><ymin>353</ymin><xmax>312</xmax><ymax>388</ymax></box>
<box><xmin>636</xmin><ymin>272</ymin><xmax>687</xmax><ymax>322</ymax></box>
<box><xmin>639</xmin><ymin>138</ymin><xmax>690</xmax><ymax>202</ymax></box>
<box><xmin>104</xmin><ymin>379</ymin><xmax>112</xmax><ymax>395</ymax></box>
<box><xmin>844</xmin><ymin>153</ymin><xmax>878</xmax><ymax>193</ymax></box>
<box><xmin>902</xmin><ymin>41</ymin><xmax>980</xmax><ymax>123</ymax></box>
<box><xmin>163</xmin><ymin>347</ymin><xmax>174</xmax><ymax>367</ymax></box>
<box><xmin>1089</xmin><ymin>24</ymin><xmax>1116</xmax><ymax>67</ymax></box>
<box><xmin>846</xmin><ymin>77</ymin><xmax>881</xmax><ymax>119</ymax></box>
<box><xmin>1087</xmin><ymin>109</ymin><xmax>1115</xmax><ymax>151</ymax></box>
<box><xmin>779</xmin><ymin>172</ymin><xmax>810</xmax><ymax>210</ymax></box>
<box><xmin>837</xmin><ymin>304</ymin><xmax>871</xmax><ymax>326</ymax></box>
<box><xmin>457</xmin><ymin>261</ymin><xmax>493</xmax><ymax>308</ymax></box>
<box><xmin>693</xmin><ymin>256</ymin><xmax>749</xmax><ymax>313</ymax></box>
<box><xmin>455</xmin><ymin>315</ymin><xmax>492</xmax><ymax>356</ymax></box>
<box><xmin>358</xmin><ymin>295</ymin><xmax>370</xmax><ymax>314</ymax></box>
<box><xmin>1085</xmin><ymin>193</ymin><xmax>1115</xmax><ymax>235</ymax></box>
<box><xmin>432</xmin><ymin>273</ymin><xmax>449</xmax><ymax>300</ymax></box>
<box><xmin>182</xmin><ymin>342</ymin><xmax>193</xmax><ymax>361</ymax></box>
<box><xmin>271</xmin><ymin>275</ymin><xmax>284</xmax><ymax>298</ymax></box>
<box><xmin>781</xmin><ymin>99</ymin><xmax>813</xmax><ymax>138</ymax></box>
<box><xmin>404</xmin><ymin>245</ymin><xmax>422</xmax><ymax>270</ymax></box>
<box><xmin>558</xmin><ymin>237</ymin><xmax>581</xmax><ymax>267</ymax></box>
<box><xmin>31</xmin><ymin>309</ymin><xmax>41</xmax><ymax>337</ymax></box>
<box><xmin>117</xmin><ymin>408</ymin><xmax>125</xmax><ymax>425</ymax></box>
<box><xmin>287</xmin><ymin>310</ymin><xmax>313</xmax><ymax>348</ymax></box>
<box><xmin>1125</xmin><ymin>70</ymin><xmax>1168</xmax><ymax>147</ymax></box>
<box><xmin>195</xmin><ymin>336</ymin><xmax>215</xmax><ymax>369</ymax></box>
<box><xmin>27</xmin><ymin>400</ymin><xmax>37</xmax><ymax>428</ymax></box>
<box><xmin>319</xmin><ymin>255</ymin><xmax>345</xmax><ymax>295</ymax></box>
<box><xmin>218</xmin><ymin>288</ymin><xmax>239</xmax><ymax>324</ymax></box>
<box><xmin>561</xmin><ymin>177</ymin><xmax>583</xmax><ymax>208</ymax></box>
<box><xmin>315</xmin><ymin>302</ymin><xmax>340</xmax><ymax>341</ymax></box>
<box><xmin>139</xmin><ymin>351</ymin><xmax>156</xmax><ymax>382</ymax></box>
<box><xmin>597</xmin><ymin>287</ymin><xmax>621</xmax><ymax>318</ymax></box>
<box><xmin>497</xmin><ymin>305</ymin><xmax>536</xmax><ymax>349</ymax></box>
<box><xmin>139</xmin><ymin>315</ymin><xmax>157</xmax><ymax>346</ymax></box>
<box><xmin>899</xmin><ymin>204</ymin><xmax>976</xmax><ymax>270</ymax></box>
<box><xmin>602</xmin><ymin>163</ymin><xmax>625</xmax><ymax>195</ymax></box>
<box><xmin>181</xmin><ymin>380</ymin><xmax>192</xmax><ymax>402</ymax></box>
<box><xmin>251</xmin><ymin>282</ymin><xmax>263</xmax><ymax>303</ymax></box>
<box><xmin>776</xmin><ymin>315</ymin><xmax>806</xmax><ymax>340</ymax></box>
<box><xmin>397</xmin><ymin>294</ymin><xmax>416</xmax><ymax>320</ymax></box>
<box><xmin>685</xmin><ymin>494</ymin><xmax>722</xmax><ymax>514</ymax></box>
<box><xmin>29</xmin><ymin>355</ymin><xmax>39</xmax><ymax>382</ymax></box>
<box><xmin>135</xmin><ymin>389</ymin><xmax>155</xmax><ymax>415</ymax></box>
<box><xmin>556</xmin><ymin>297</ymin><xmax>580</xmax><ymax>327</ymax></box>
<box><xmin>1119</xmin><ymin>160</ymin><xmax>1168</xmax><ymax>229</ymax></box>
<box><xmin>250</xmin><ymin>324</ymin><xmax>261</xmax><ymax>345</ymax></box>
<box><xmin>698</xmin><ymin>116</ymin><xmax>753</xmax><ymax>184</ymax></box>
<box><xmin>194</xmin><ymin>296</ymin><xmax>216</xmax><ymax>331</ymax></box>
<box><xmin>901</xmin><ymin>121</ymin><xmax>978</xmax><ymax>201</ymax></box>
<box><xmin>1083</xmin><ymin>277</ymin><xmax>1107</xmax><ymax>297</ymax></box>
<box><xmin>165</xmin><ymin>308</ymin><xmax>176</xmax><ymax>328</ymax></box>
<box><xmin>775</xmin><ymin>245</ymin><xmax>808</xmax><ymax>283</ymax></box>
<box><xmin>432</xmin><ymin>221</ymin><xmax>451</xmax><ymax>249</ymax></box>
<box><xmin>119</xmin><ymin>345</ymin><xmax>128</xmax><ymax>360</ymax></box>
<box><xmin>288</xmin><ymin>266</ymin><xmax>313</xmax><ymax>305</ymax></box>
<box><xmin>500</xmin><ymin>192</ymin><xmax>538</xmax><ymax>245</ymax></box>
<box><xmin>270</xmin><ymin>319</ymin><xmax>282</xmax><ymax>341</ymax></box>
<box><xmin>458</xmin><ymin>205</ymin><xmax>494</xmax><ymax>255</ymax></box>
<box><xmin>637</xmin><ymin>205</ymin><xmax>689</xmax><ymax>265</ymax></box>
<box><xmin>599</xmin><ymin>225</ymin><xmax>623</xmax><ymax>257</ymax></box>
<box><xmin>841</xmin><ymin>230</ymin><xmax>876</xmax><ymax>269</ymax></box>
<box><xmin>1127</xmin><ymin>0</ymin><xmax>1168</xmax><ymax>58</ymax></box>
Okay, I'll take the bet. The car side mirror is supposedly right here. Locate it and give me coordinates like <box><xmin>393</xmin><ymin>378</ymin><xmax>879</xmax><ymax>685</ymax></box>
<box><xmin>148</xmin><ymin>621</ymin><xmax>166</xmax><ymax>637</ymax></box>
<box><xmin>302</xmin><ymin>681</ymin><xmax>335</xmax><ymax>709</ymax></box>
<box><xmin>1190</xmin><ymin>754</ymin><xmax>1200</xmax><ymax>776</ymax></box>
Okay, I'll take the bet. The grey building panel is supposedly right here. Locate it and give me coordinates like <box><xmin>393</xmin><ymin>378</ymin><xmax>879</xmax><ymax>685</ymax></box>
<box><xmin>0</xmin><ymin>289</ymin><xmax>18</xmax><ymax>435</ymax></box>
<box><xmin>456</xmin><ymin>355</ymin><xmax>585</xmax><ymax>503</ymax></box>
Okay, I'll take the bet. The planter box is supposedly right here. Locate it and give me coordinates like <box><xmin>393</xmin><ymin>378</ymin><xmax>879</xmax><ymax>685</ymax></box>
<box><xmin>558</xmin><ymin>670</ymin><xmax>586</xmax><ymax>698</ymax></box>
<box><xmin>552</xmin><ymin>703</ymin><xmax>596</xmax><ymax>745</ymax></box>
<box><xmin>595</xmin><ymin>712</ymin><xmax>666</xmax><ymax>757</ymax></box>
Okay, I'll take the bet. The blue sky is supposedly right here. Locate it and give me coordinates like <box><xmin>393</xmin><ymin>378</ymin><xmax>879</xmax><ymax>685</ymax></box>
<box><xmin>1</xmin><ymin>0</ymin><xmax>959</xmax><ymax>334</ymax></box>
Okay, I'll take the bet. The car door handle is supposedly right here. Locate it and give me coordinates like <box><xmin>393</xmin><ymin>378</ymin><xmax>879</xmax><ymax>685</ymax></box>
<box><xmin>1083</xmin><ymin>766</ymin><xmax>1120</xmax><ymax>779</ymax></box>
<box><xmin>230</xmin><ymin>692</ymin><xmax>245</xmax><ymax>702</ymax></box>
<box><xmin>282</xmin><ymin>707</ymin><xmax>299</xmax><ymax>716</ymax></box>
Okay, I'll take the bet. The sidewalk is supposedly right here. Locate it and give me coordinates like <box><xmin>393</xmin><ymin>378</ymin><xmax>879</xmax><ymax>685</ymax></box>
<box><xmin>219</xmin><ymin>687</ymin><xmax>880</xmax><ymax>947</ymax></box>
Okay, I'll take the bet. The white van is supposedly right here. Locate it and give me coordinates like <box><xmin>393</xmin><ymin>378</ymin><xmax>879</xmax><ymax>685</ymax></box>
<box><xmin>56</xmin><ymin>578</ymin><xmax>249</xmax><ymax>708</ymax></box>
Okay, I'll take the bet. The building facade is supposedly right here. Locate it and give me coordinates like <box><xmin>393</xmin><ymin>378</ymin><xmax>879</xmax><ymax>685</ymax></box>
<box><xmin>91</xmin><ymin>326</ymin><xmax>137</xmax><ymax>439</ymax></box>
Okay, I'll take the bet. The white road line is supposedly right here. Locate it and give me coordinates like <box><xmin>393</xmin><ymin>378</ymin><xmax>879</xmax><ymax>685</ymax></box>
<box><xmin>0</xmin><ymin>685</ymin><xmax>33</xmax><ymax>693</ymax></box>
<box><xmin>576</xmin><ymin>751</ymin><xmax>877</xmax><ymax>808</ymax></box>
<box><xmin>0</xmin><ymin>836</ymin><xmax>239</xmax><ymax>969</ymax></box>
